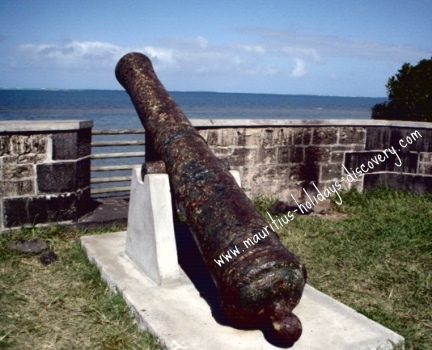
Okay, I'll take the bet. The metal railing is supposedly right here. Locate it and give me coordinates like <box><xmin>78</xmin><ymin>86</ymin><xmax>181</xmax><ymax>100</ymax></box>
<box><xmin>91</xmin><ymin>129</ymin><xmax>145</xmax><ymax>196</ymax></box>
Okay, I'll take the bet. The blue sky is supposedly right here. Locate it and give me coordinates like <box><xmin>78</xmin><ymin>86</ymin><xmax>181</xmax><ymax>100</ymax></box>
<box><xmin>0</xmin><ymin>0</ymin><xmax>431</xmax><ymax>96</ymax></box>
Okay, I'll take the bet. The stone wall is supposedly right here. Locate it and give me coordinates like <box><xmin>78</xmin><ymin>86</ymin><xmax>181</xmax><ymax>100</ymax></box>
<box><xmin>0</xmin><ymin>120</ymin><xmax>92</xmax><ymax>231</ymax></box>
<box><xmin>191</xmin><ymin>119</ymin><xmax>432</xmax><ymax>200</ymax></box>
<box><xmin>2</xmin><ymin>118</ymin><xmax>430</xmax><ymax>230</ymax></box>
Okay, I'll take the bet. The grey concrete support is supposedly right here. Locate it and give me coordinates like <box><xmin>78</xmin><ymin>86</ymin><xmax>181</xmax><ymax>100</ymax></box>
<box><xmin>126</xmin><ymin>169</ymin><xmax>180</xmax><ymax>286</ymax></box>
<box><xmin>81</xmin><ymin>231</ymin><xmax>404</xmax><ymax>349</ymax></box>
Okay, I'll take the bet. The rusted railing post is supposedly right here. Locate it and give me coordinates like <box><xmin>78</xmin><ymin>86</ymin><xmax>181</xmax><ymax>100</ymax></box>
<box><xmin>115</xmin><ymin>52</ymin><xmax>307</xmax><ymax>346</ymax></box>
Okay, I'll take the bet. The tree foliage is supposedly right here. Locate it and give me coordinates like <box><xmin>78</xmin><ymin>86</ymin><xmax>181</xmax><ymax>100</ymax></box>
<box><xmin>371</xmin><ymin>57</ymin><xmax>432</xmax><ymax>122</ymax></box>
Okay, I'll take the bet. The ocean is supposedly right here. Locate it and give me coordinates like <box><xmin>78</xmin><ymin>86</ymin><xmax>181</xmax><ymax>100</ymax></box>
<box><xmin>0</xmin><ymin>89</ymin><xmax>386</xmax><ymax>129</ymax></box>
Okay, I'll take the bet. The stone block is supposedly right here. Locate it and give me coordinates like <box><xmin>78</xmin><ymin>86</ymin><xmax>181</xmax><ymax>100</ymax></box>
<box><xmin>259</xmin><ymin>165</ymin><xmax>278</xmax><ymax>179</ymax></box>
<box><xmin>365</xmin><ymin>127</ymin><xmax>391</xmax><ymax>150</ymax></box>
<box><xmin>333</xmin><ymin>144</ymin><xmax>365</xmax><ymax>153</ymax></box>
<box><xmin>211</xmin><ymin>146</ymin><xmax>234</xmax><ymax>158</ymax></box>
<box><xmin>312</xmin><ymin>127</ymin><xmax>338</xmax><ymax>144</ymax></box>
<box><xmin>52</xmin><ymin>132</ymin><xmax>77</xmax><ymax>160</ymax></box>
<box><xmin>293</xmin><ymin>128</ymin><xmax>312</xmax><ymax>145</ymax></box>
<box><xmin>419</xmin><ymin>163</ymin><xmax>432</xmax><ymax>175</ymax></box>
<box><xmin>3</xmin><ymin>163</ymin><xmax>34</xmax><ymax>180</ymax></box>
<box><xmin>345</xmin><ymin>151</ymin><xmax>418</xmax><ymax>174</ymax></box>
<box><xmin>274</xmin><ymin>165</ymin><xmax>291</xmax><ymax>179</ymax></box>
<box><xmin>218</xmin><ymin>129</ymin><xmax>235</xmax><ymax>147</ymax></box>
<box><xmin>277</xmin><ymin>146</ymin><xmax>290</xmax><ymax>164</ymax></box>
<box><xmin>419</xmin><ymin>152</ymin><xmax>432</xmax><ymax>162</ymax></box>
<box><xmin>330</xmin><ymin>151</ymin><xmax>344</xmax><ymax>163</ymax></box>
<box><xmin>229</xmin><ymin>148</ymin><xmax>256</xmax><ymax>167</ymax></box>
<box><xmin>256</xmin><ymin>148</ymin><xmax>277</xmax><ymax>165</ymax></box>
<box><xmin>364</xmin><ymin>173</ymin><xmax>432</xmax><ymax>194</ymax></box>
<box><xmin>17</xmin><ymin>153</ymin><xmax>47</xmax><ymax>163</ymax></box>
<box><xmin>293</xmin><ymin>146</ymin><xmax>304</xmax><ymax>163</ymax></box>
<box><xmin>236</xmin><ymin>128</ymin><xmax>261</xmax><ymax>147</ymax></box>
<box><xmin>77</xmin><ymin>157</ymin><xmax>91</xmax><ymax>189</ymax></box>
<box><xmin>366</xmin><ymin>127</ymin><xmax>429</xmax><ymax>153</ymax></box>
<box><xmin>261</xmin><ymin>128</ymin><xmax>275</xmax><ymax>147</ymax></box>
<box><xmin>392</xmin><ymin>128</ymin><xmax>432</xmax><ymax>153</ymax></box>
<box><xmin>235</xmin><ymin>128</ymin><xmax>246</xmax><ymax>146</ymax></box>
<box><xmin>52</xmin><ymin>128</ymin><xmax>91</xmax><ymax>160</ymax></box>
<box><xmin>289</xmin><ymin>164</ymin><xmax>302</xmax><ymax>181</ymax></box>
<box><xmin>207</xmin><ymin>130</ymin><xmax>219</xmax><ymax>146</ymax></box>
<box><xmin>37</xmin><ymin>162</ymin><xmax>78</xmax><ymax>193</ymax></box>
<box><xmin>293</xmin><ymin>129</ymin><xmax>303</xmax><ymax>144</ymax></box>
<box><xmin>303</xmin><ymin>128</ymin><xmax>312</xmax><ymax>145</ymax></box>
<box><xmin>304</xmin><ymin>146</ymin><xmax>331</xmax><ymax>162</ymax></box>
<box><xmin>3</xmin><ymin>193</ymin><xmax>80</xmax><ymax>228</ymax></box>
<box><xmin>320</xmin><ymin>163</ymin><xmax>342</xmax><ymax>182</ymax></box>
<box><xmin>341</xmin><ymin>178</ymin><xmax>363</xmax><ymax>192</ymax></box>
<box><xmin>389</xmin><ymin>128</ymin><xmax>406</xmax><ymax>151</ymax></box>
<box><xmin>0</xmin><ymin>179</ymin><xmax>35</xmax><ymax>197</ymax></box>
<box><xmin>1</xmin><ymin>155</ymin><xmax>18</xmax><ymax>165</ymax></box>
<box><xmin>338</xmin><ymin>127</ymin><xmax>366</xmax><ymax>144</ymax></box>
<box><xmin>297</xmin><ymin>161</ymin><xmax>320</xmax><ymax>183</ymax></box>
<box><xmin>0</xmin><ymin>136</ymin><xmax>8</xmax><ymax>155</ymax></box>
<box><xmin>8</xmin><ymin>134</ymin><xmax>47</xmax><ymax>157</ymax></box>
<box><xmin>276</xmin><ymin>128</ymin><xmax>291</xmax><ymax>146</ymax></box>
<box><xmin>37</xmin><ymin>157</ymin><xmax>90</xmax><ymax>195</ymax></box>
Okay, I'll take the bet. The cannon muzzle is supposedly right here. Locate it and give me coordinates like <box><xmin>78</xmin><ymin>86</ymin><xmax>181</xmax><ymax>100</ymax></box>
<box><xmin>115</xmin><ymin>52</ymin><xmax>307</xmax><ymax>346</ymax></box>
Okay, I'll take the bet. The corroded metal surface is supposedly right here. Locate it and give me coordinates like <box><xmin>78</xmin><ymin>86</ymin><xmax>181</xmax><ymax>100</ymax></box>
<box><xmin>116</xmin><ymin>52</ymin><xmax>307</xmax><ymax>346</ymax></box>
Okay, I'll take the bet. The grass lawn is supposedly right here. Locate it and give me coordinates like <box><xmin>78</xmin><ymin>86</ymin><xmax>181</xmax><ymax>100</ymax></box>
<box><xmin>255</xmin><ymin>187</ymin><xmax>432</xmax><ymax>350</ymax></box>
<box><xmin>0</xmin><ymin>187</ymin><xmax>431</xmax><ymax>349</ymax></box>
<box><xmin>0</xmin><ymin>224</ymin><xmax>161</xmax><ymax>350</ymax></box>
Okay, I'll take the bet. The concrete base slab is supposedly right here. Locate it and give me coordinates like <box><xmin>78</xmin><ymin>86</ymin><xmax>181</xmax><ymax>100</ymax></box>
<box><xmin>81</xmin><ymin>231</ymin><xmax>404</xmax><ymax>350</ymax></box>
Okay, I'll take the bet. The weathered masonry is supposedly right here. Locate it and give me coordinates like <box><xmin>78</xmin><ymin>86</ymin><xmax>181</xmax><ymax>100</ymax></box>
<box><xmin>0</xmin><ymin>120</ymin><xmax>92</xmax><ymax>231</ymax></box>
<box><xmin>193</xmin><ymin>119</ymin><xmax>432</xmax><ymax>199</ymax></box>
<box><xmin>1</xmin><ymin>118</ymin><xmax>431</xmax><ymax>231</ymax></box>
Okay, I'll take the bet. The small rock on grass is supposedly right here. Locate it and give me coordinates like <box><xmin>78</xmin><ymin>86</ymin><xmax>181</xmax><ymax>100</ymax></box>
<box><xmin>5</xmin><ymin>238</ymin><xmax>48</xmax><ymax>254</ymax></box>
<box><xmin>40</xmin><ymin>250</ymin><xmax>58</xmax><ymax>265</ymax></box>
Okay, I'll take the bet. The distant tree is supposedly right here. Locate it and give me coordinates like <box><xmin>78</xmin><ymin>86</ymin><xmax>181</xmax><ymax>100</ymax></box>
<box><xmin>371</xmin><ymin>57</ymin><xmax>432</xmax><ymax>122</ymax></box>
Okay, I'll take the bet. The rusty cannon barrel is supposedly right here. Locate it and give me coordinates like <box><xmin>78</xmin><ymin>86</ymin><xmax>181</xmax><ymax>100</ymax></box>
<box><xmin>115</xmin><ymin>52</ymin><xmax>307</xmax><ymax>346</ymax></box>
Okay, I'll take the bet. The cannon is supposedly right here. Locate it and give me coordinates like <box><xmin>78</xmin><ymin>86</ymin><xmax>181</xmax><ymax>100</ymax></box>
<box><xmin>115</xmin><ymin>53</ymin><xmax>307</xmax><ymax>346</ymax></box>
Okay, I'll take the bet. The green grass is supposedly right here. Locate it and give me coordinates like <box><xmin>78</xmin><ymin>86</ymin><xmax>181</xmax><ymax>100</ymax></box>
<box><xmin>0</xmin><ymin>224</ymin><xmax>161</xmax><ymax>350</ymax></box>
<box><xmin>1</xmin><ymin>188</ymin><xmax>430</xmax><ymax>349</ymax></box>
<box><xmin>257</xmin><ymin>187</ymin><xmax>431</xmax><ymax>350</ymax></box>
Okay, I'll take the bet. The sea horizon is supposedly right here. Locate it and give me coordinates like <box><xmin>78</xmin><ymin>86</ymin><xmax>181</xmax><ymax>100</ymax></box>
<box><xmin>0</xmin><ymin>89</ymin><xmax>386</xmax><ymax>131</ymax></box>
<box><xmin>0</xmin><ymin>87</ymin><xmax>386</xmax><ymax>99</ymax></box>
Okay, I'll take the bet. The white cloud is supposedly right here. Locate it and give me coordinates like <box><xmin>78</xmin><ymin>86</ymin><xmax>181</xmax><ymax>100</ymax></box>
<box><xmin>141</xmin><ymin>46</ymin><xmax>175</xmax><ymax>66</ymax></box>
<box><xmin>236</xmin><ymin>27</ymin><xmax>430</xmax><ymax>63</ymax></box>
<box><xmin>239</xmin><ymin>44</ymin><xmax>266</xmax><ymax>54</ymax></box>
<box><xmin>281</xmin><ymin>46</ymin><xmax>321</xmax><ymax>61</ymax></box>
<box><xmin>196</xmin><ymin>36</ymin><xmax>209</xmax><ymax>49</ymax></box>
<box><xmin>7</xmin><ymin>35</ymin><xmax>300</xmax><ymax>78</ymax></box>
<box><xmin>5</xmin><ymin>28</ymin><xmax>429</xmax><ymax>91</ymax></box>
<box><xmin>16</xmin><ymin>41</ymin><xmax>127</xmax><ymax>69</ymax></box>
<box><xmin>292</xmin><ymin>58</ymin><xmax>306</xmax><ymax>77</ymax></box>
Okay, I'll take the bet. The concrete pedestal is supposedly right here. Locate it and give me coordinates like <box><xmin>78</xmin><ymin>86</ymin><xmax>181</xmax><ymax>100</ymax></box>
<box><xmin>125</xmin><ymin>169</ymin><xmax>180</xmax><ymax>286</ymax></box>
